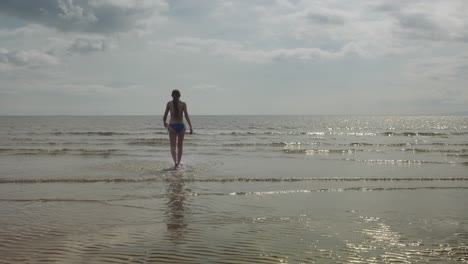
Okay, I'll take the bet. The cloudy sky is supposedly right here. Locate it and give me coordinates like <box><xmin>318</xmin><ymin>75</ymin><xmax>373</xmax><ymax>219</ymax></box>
<box><xmin>0</xmin><ymin>0</ymin><xmax>467</xmax><ymax>115</ymax></box>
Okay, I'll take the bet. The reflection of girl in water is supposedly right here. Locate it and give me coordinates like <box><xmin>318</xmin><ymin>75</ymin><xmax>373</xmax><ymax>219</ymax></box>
<box><xmin>166</xmin><ymin>175</ymin><xmax>187</xmax><ymax>244</ymax></box>
<box><xmin>163</xmin><ymin>90</ymin><xmax>193</xmax><ymax>169</ymax></box>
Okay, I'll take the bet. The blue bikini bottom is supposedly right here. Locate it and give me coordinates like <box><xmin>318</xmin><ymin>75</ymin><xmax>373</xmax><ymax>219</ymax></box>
<box><xmin>169</xmin><ymin>124</ymin><xmax>185</xmax><ymax>133</ymax></box>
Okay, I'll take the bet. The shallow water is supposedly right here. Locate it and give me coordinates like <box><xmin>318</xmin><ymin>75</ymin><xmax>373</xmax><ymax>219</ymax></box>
<box><xmin>0</xmin><ymin>116</ymin><xmax>467</xmax><ymax>263</ymax></box>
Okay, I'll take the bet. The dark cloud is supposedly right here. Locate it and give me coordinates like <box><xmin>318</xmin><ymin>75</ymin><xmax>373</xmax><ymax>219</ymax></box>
<box><xmin>396</xmin><ymin>12</ymin><xmax>438</xmax><ymax>31</ymax></box>
<box><xmin>373</xmin><ymin>2</ymin><xmax>467</xmax><ymax>42</ymax></box>
<box><xmin>393</xmin><ymin>12</ymin><xmax>448</xmax><ymax>41</ymax></box>
<box><xmin>0</xmin><ymin>0</ymin><xmax>168</xmax><ymax>34</ymax></box>
<box><xmin>307</xmin><ymin>12</ymin><xmax>344</xmax><ymax>25</ymax></box>
<box><xmin>373</xmin><ymin>2</ymin><xmax>403</xmax><ymax>13</ymax></box>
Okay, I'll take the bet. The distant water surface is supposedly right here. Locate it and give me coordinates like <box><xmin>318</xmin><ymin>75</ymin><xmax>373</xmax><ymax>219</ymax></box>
<box><xmin>0</xmin><ymin>116</ymin><xmax>467</xmax><ymax>263</ymax></box>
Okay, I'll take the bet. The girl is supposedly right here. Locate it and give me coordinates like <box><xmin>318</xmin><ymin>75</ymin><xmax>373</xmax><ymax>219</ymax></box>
<box><xmin>163</xmin><ymin>90</ymin><xmax>193</xmax><ymax>169</ymax></box>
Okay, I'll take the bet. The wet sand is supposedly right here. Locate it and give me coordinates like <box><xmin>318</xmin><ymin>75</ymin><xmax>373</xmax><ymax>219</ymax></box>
<box><xmin>1</xmin><ymin>167</ymin><xmax>467</xmax><ymax>263</ymax></box>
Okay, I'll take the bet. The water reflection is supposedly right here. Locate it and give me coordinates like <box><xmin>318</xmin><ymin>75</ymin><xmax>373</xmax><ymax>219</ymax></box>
<box><xmin>165</xmin><ymin>173</ymin><xmax>188</xmax><ymax>244</ymax></box>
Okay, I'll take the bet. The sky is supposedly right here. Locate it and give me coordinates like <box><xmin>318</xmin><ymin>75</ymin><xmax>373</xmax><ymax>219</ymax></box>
<box><xmin>0</xmin><ymin>0</ymin><xmax>467</xmax><ymax>115</ymax></box>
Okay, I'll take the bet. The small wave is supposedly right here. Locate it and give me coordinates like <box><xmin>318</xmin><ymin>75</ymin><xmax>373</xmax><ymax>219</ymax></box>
<box><xmin>381</xmin><ymin>131</ymin><xmax>462</xmax><ymax>137</ymax></box>
<box><xmin>344</xmin><ymin>132</ymin><xmax>379</xmax><ymax>136</ymax></box>
<box><xmin>51</xmin><ymin>131</ymin><xmax>133</xmax><ymax>136</ymax></box>
<box><xmin>306</xmin><ymin>149</ymin><xmax>358</xmax><ymax>154</ymax></box>
<box><xmin>218</xmin><ymin>131</ymin><xmax>377</xmax><ymax>137</ymax></box>
<box><xmin>402</xmin><ymin>148</ymin><xmax>468</xmax><ymax>153</ymax></box>
<box><xmin>0</xmin><ymin>198</ymin><xmax>110</xmax><ymax>203</ymax></box>
<box><xmin>222</xmin><ymin>143</ymin><xmax>273</xmax><ymax>147</ymax></box>
<box><xmin>305</xmin><ymin>132</ymin><xmax>327</xmax><ymax>136</ymax></box>
<box><xmin>345</xmin><ymin>158</ymin><xmax>462</xmax><ymax>165</ymax></box>
<box><xmin>401</xmin><ymin>148</ymin><xmax>433</xmax><ymax>153</ymax></box>
<box><xmin>229</xmin><ymin>186</ymin><xmax>468</xmax><ymax>195</ymax></box>
<box><xmin>126</xmin><ymin>139</ymin><xmax>201</xmax><ymax>146</ymax></box>
<box><xmin>6</xmin><ymin>140</ymin><xmax>115</xmax><ymax>146</ymax></box>
<box><xmin>0</xmin><ymin>148</ymin><xmax>66</xmax><ymax>153</ymax></box>
<box><xmin>153</xmin><ymin>131</ymin><xmax>169</xmax><ymax>135</ymax></box>
<box><xmin>288</xmin><ymin>131</ymin><xmax>379</xmax><ymax>136</ymax></box>
<box><xmin>8</xmin><ymin>137</ymin><xmax>34</xmax><ymax>142</ymax></box>
<box><xmin>413</xmin><ymin>142</ymin><xmax>468</xmax><ymax>146</ymax></box>
<box><xmin>133</xmin><ymin>130</ymin><xmax>467</xmax><ymax>139</ymax></box>
<box><xmin>0</xmin><ymin>148</ymin><xmax>126</xmax><ymax>156</ymax></box>
<box><xmin>221</xmin><ymin>131</ymin><xmax>258</xmax><ymax>136</ymax></box>
<box><xmin>263</xmin><ymin>131</ymin><xmax>287</xmax><ymax>135</ymax></box>
<box><xmin>1</xmin><ymin>177</ymin><xmax>467</xmax><ymax>184</ymax></box>
<box><xmin>283</xmin><ymin>149</ymin><xmax>377</xmax><ymax>154</ymax></box>
<box><xmin>445</xmin><ymin>154</ymin><xmax>468</xmax><ymax>158</ymax></box>
<box><xmin>0</xmin><ymin>178</ymin><xmax>160</xmax><ymax>184</ymax></box>
<box><xmin>351</xmin><ymin>142</ymin><xmax>468</xmax><ymax>147</ymax></box>
<box><xmin>222</xmin><ymin>142</ymin><xmax>305</xmax><ymax>147</ymax></box>
<box><xmin>143</xmin><ymin>127</ymin><xmax>167</xmax><ymax>130</ymax></box>
<box><xmin>127</xmin><ymin>139</ymin><xmax>169</xmax><ymax>146</ymax></box>
<box><xmin>349</xmin><ymin>142</ymin><xmax>375</xmax><ymax>146</ymax></box>
<box><xmin>452</xmin><ymin>131</ymin><xmax>468</xmax><ymax>136</ymax></box>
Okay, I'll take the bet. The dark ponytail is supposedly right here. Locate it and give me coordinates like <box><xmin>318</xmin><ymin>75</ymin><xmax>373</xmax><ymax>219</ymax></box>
<box><xmin>171</xmin><ymin>90</ymin><xmax>181</xmax><ymax>118</ymax></box>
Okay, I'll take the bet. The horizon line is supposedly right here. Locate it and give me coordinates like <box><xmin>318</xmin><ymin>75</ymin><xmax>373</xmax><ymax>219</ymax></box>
<box><xmin>1</xmin><ymin>113</ymin><xmax>467</xmax><ymax>117</ymax></box>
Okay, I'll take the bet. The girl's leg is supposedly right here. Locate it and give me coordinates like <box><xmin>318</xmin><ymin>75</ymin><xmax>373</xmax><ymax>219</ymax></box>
<box><xmin>176</xmin><ymin>130</ymin><xmax>185</xmax><ymax>167</ymax></box>
<box><xmin>169</xmin><ymin>131</ymin><xmax>177</xmax><ymax>168</ymax></box>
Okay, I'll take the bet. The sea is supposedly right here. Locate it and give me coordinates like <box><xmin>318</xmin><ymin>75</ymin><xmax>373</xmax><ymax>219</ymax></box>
<box><xmin>0</xmin><ymin>115</ymin><xmax>467</xmax><ymax>263</ymax></box>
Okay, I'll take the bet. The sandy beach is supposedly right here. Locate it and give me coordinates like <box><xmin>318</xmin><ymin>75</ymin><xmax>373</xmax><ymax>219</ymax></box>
<box><xmin>0</xmin><ymin>115</ymin><xmax>467</xmax><ymax>263</ymax></box>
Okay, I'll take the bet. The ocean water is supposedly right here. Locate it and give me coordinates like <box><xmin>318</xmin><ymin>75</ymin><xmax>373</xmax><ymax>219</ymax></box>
<box><xmin>0</xmin><ymin>115</ymin><xmax>467</xmax><ymax>263</ymax></box>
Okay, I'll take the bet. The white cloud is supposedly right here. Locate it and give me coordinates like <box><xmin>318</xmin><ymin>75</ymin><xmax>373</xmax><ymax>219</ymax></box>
<box><xmin>164</xmin><ymin>37</ymin><xmax>367</xmax><ymax>63</ymax></box>
<box><xmin>171</xmin><ymin>38</ymin><xmax>244</xmax><ymax>54</ymax></box>
<box><xmin>254</xmin><ymin>1</ymin><xmax>357</xmax><ymax>39</ymax></box>
<box><xmin>68</xmin><ymin>37</ymin><xmax>110</xmax><ymax>54</ymax></box>
<box><xmin>266</xmin><ymin>42</ymin><xmax>367</xmax><ymax>60</ymax></box>
<box><xmin>0</xmin><ymin>25</ymin><xmax>116</xmax><ymax>60</ymax></box>
<box><xmin>0</xmin><ymin>24</ymin><xmax>48</xmax><ymax>38</ymax></box>
<box><xmin>0</xmin><ymin>48</ymin><xmax>60</xmax><ymax>68</ymax></box>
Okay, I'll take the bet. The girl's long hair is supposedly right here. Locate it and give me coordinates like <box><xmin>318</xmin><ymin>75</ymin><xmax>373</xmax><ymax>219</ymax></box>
<box><xmin>171</xmin><ymin>90</ymin><xmax>181</xmax><ymax>118</ymax></box>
